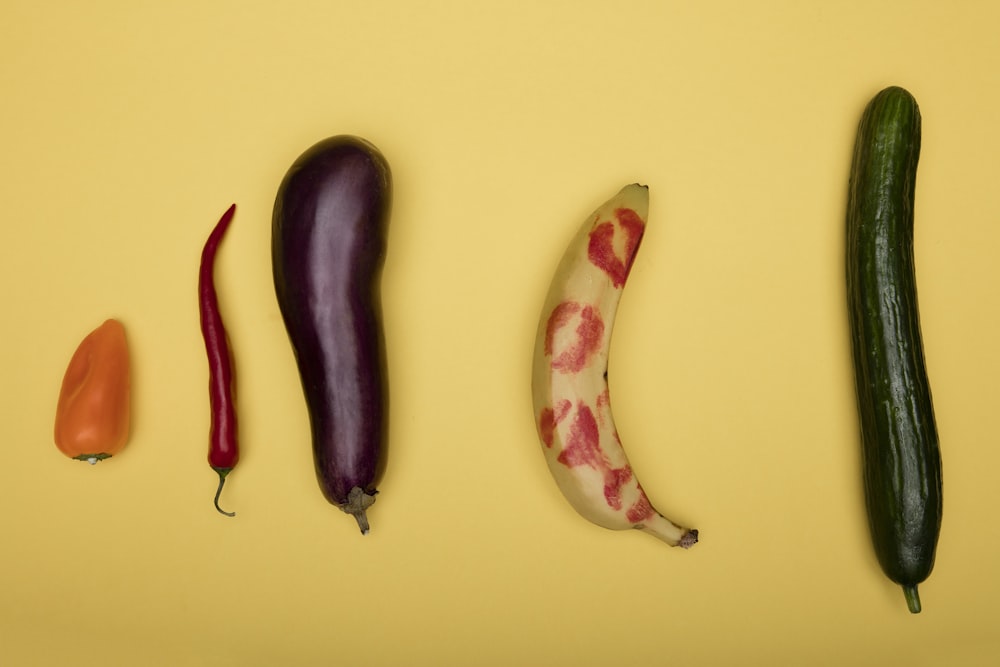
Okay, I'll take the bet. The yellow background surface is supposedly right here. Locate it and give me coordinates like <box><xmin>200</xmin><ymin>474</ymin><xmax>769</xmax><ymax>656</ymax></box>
<box><xmin>2</xmin><ymin>1</ymin><xmax>998</xmax><ymax>665</ymax></box>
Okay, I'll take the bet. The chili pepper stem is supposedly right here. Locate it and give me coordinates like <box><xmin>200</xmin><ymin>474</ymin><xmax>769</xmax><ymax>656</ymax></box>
<box><xmin>213</xmin><ymin>467</ymin><xmax>236</xmax><ymax>517</ymax></box>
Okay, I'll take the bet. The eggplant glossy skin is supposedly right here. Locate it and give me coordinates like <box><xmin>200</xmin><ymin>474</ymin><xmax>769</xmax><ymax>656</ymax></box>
<box><xmin>272</xmin><ymin>135</ymin><xmax>391</xmax><ymax>534</ymax></box>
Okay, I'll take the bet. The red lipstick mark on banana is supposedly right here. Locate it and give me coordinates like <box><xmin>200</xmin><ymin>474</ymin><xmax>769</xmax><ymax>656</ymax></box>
<box><xmin>557</xmin><ymin>401</ymin><xmax>633</xmax><ymax>511</ymax></box>
<box><xmin>588</xmin><ymin>207</ymin><xmax>646</xmax><ymax>287</ymax></box>
<box><xmin>531</xmin><ymin>184</ymin><xmax>698</xmax><ymax>550</ymax></box>
<box><xmin>545</xmin><ymin>302</ymin><xmax>605</xmax><ymax>374</ymax></box>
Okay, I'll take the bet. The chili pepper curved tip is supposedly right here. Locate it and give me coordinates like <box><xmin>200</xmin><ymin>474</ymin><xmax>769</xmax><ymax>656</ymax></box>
<box><xmin>213</xmin><ymin>468</ymin><xmax>236</xmax><ymax>517</ymax></box>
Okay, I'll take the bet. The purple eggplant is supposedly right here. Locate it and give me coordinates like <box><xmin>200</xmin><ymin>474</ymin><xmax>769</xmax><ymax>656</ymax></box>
<box><xmin>272</xmin><ymin>135</ymin><xmax>391</xmax><ymax>534</ymax></box>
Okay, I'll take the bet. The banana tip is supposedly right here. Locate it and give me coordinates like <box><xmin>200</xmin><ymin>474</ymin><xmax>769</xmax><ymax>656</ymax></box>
<box><xmin>679</xmin><ymin>529</ymin><xmax>699</xmax><ymax>549</ymax></box>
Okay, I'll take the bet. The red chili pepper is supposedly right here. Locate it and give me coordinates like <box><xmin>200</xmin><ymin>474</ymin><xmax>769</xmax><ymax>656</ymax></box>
<box><xmin>199</xmin><ymin>203</ymin><xmax>239</xmax><ymax>517</ymax></box>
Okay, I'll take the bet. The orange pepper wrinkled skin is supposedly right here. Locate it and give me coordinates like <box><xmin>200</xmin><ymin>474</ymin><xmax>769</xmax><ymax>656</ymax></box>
<box><xmin>54</xmin><ymin>319</ymin><xmax>131</xmax><ymax>462</ymax></box>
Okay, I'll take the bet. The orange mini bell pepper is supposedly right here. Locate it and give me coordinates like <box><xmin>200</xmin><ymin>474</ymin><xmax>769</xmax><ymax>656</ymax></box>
<box><xmin>54</xmin><ymin>319</ymin><xmax>131</xmax><ymax>464</ymax></box>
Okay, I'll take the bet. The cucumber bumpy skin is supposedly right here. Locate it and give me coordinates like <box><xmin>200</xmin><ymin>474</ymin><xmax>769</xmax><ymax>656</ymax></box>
<box><xmin>846</xmin><ymin>86</ymin><xmax>943</xmax><ymax>614</ymax></box>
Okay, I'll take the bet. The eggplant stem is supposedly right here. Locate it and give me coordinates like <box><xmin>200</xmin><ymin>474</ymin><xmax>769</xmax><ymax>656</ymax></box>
<box><xmin>213</xmin><ymin>468</ymin><xmax>236</xmax><ymax>517</ymax></box>
<box><xmin>341</xmin><ymin>486</ymin><xmax>376</xmax><ymax>534</ymax></box>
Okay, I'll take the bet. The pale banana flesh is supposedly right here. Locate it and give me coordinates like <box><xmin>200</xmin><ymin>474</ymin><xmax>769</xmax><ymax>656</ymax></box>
<box><xmin>531</xmin><ymin>184</ymin><xmax>697</xmax><ymax>549</ymax></box>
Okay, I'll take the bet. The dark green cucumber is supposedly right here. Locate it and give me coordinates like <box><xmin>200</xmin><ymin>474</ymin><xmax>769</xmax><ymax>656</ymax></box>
<box><xmin>846</xmin><ymin>86</ymin><xmax>942</xmax><ymax>614</ymax></box>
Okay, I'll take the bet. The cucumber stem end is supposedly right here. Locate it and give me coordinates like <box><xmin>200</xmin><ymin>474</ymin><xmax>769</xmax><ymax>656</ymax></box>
<box><xmin>903</xmin><ymin>585</ymin><xmax>922</xmax><ymax>614</ymax></box>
